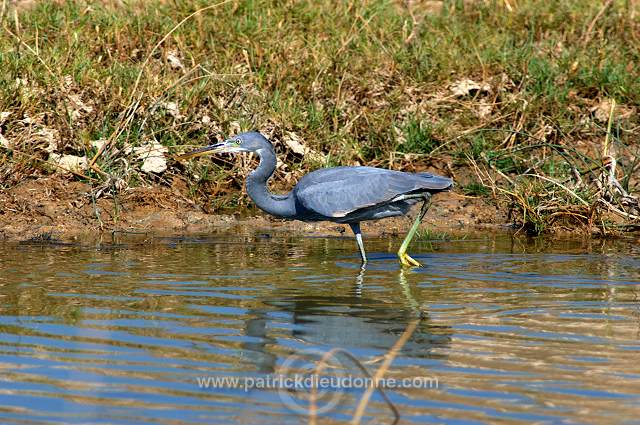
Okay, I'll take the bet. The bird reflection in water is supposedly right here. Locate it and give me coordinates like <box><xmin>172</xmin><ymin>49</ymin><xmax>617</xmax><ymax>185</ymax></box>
<box><xmin>239</xmin><ymin>267</ymin><xmax>451</xmax><ymax>374</ymax></box>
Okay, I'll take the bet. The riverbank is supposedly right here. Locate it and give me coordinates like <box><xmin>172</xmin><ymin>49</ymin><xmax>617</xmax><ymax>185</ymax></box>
<box><xmin>0</xmin><ymin>175</ymin><xmax>503</xmax><ymax>242</ymax></box>
<box><xmin>1</xmin><ymin>1</ymin><xmax>638</xmax><ymax>239</ymax></box>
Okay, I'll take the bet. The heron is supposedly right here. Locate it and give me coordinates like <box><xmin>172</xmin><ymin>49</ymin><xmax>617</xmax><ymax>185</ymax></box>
<box><xmin>181</xmin><ymin>131</ymin><xmax>452</xmax><ymax>266</ymax></box>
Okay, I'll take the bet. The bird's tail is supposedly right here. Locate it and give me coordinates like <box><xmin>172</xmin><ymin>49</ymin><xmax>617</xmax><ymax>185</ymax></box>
<box><xmin>417</xmin><ymin>173</ymin><xmax>454</xmax><ymax>191</ymax></box>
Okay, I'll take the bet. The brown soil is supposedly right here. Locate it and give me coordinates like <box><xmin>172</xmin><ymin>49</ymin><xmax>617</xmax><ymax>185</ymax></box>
<box><xmin>0</xmin><ymin>176</ymin><xmax>506</xmax><ymax>242</ymax></box>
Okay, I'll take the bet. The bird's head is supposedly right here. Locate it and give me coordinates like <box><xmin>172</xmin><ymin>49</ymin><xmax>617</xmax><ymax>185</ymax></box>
<box><xmin>179</xmin><ymin>131</ymin><xmax>272</xmax><ymax>159</ymax></box>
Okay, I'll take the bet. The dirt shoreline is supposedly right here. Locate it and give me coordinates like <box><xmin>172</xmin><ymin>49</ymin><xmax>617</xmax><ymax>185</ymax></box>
<box><xmin>0</xmin><ymin>176</ymin><xmax>508</xmax><ymax>243</ymax></box>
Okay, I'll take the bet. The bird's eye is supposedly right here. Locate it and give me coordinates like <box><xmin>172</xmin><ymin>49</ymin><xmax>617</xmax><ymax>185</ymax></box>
<box><xmin>234</xmin><ymin>139</ymin><xmax>242</xmax><ymax>145</ymax></box>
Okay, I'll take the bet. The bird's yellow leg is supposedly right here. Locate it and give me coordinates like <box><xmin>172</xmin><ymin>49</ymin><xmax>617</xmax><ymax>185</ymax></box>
<box><xmin>397</xmin><ymin>218</ymin><xmax>423</xmax><ymax>267</ymax></box>
<box><xmin>397</xmin><ymin>196</ymin><xmax>432</xmax><ymax>267</ymax></box>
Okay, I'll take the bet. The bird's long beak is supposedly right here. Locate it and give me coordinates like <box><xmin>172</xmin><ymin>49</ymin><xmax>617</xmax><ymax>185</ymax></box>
<box><xmin>177</xmin><ymin>141</ymin><xmax>231</xmax><ymax>160</ymax></box>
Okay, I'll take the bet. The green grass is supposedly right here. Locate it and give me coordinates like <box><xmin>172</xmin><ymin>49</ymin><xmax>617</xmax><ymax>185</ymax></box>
<box><xmin>0</xmin><ymin>0</ymin><xmax>638</xmax><ymax>233</ymax></box>
<box><xmin>463</xmin><ymin>182</ymin><xmax>490</xmax><ymax>197</ymax></box>
<box><xmin>397</xmin><ymin>119</ymin><xmax>440</xmax><ymax>154</ymax></box>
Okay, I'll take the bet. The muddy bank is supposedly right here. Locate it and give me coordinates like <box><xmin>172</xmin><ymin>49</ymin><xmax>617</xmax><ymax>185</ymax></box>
<box><xmin>0</xmin><ymin>176</ymin><xmax>505</xmax><ymax>242</ymax></box>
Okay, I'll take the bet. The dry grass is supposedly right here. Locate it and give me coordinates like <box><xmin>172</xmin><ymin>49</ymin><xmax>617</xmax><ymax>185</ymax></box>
<box><xmin>0</xmin><ymin>0</ymin><xmax>639</xmax><ymax>234</ymax></box>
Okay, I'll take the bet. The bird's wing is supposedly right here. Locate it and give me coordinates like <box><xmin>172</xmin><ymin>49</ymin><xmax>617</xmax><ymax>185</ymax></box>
<box><xmin>294</xmin><ymin>167</ymin><xmax>452</xmax><ymax>218</ymax></box>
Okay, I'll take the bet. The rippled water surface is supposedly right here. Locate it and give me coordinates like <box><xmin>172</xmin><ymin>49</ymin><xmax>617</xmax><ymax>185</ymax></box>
<box><xmin>1</xmin><ymin>232</ymin><xmax>639</xmax><ymax>424</ymax></box>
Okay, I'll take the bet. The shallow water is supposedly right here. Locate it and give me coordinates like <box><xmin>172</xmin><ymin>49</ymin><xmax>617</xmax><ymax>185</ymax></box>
<box><xmin>0</xmin><ymin>232</ymin><xmax>639</xmax><ymax>424</ymax></box>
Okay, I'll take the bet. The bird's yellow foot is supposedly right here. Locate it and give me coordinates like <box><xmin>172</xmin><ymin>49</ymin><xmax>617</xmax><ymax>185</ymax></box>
<box><xmin>398</xmin><ymin>252</ymin><xmax>422</xmax><ymax>267</ymax></box>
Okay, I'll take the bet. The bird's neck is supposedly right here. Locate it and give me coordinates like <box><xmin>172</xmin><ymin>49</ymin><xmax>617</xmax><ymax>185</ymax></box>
<box><xmin>246</xmin><ymin>148</ymin><xmax>297</xmax><ymax>218</ymax></box>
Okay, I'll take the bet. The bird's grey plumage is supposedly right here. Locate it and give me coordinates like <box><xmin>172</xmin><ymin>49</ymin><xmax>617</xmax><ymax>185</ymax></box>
<box><xmin>181</xmin><ymin>131</ymin><xmax>453</xmax><ymax>266</ymax></box>
<box><xmin>294</xmin><ymin>166</ymin><xmax>452</xmax><ymax>223</ymax></box>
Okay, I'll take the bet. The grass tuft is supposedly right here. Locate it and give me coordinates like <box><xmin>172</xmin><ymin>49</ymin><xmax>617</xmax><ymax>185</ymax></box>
<box><xmin>0</xmin><ymin>0</ymin><xmax>638</xmax><ymax>234</ymax></box>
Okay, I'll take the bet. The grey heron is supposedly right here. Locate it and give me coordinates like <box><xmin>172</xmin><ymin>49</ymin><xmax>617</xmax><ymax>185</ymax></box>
<box><xmin>181</xmin><ymin>131</ymin><xmax>452</xmax><ymax>266</ymax></box>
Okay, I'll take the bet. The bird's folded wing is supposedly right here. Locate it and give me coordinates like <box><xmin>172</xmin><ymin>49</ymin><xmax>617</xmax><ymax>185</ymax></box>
<box><xmin>295</xmin><ymin>168</ymin><xmax>451</xmax><ymax>218</ymax></box>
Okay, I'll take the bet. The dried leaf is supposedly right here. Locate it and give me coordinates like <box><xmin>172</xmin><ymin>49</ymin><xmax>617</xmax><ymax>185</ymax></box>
<box><xmin>38</xmin><ymin>128</ymin><xmax>60</xmax><ymax>153</ymax></box>
<box><xmin>166</xmin><ymin>50</ymin><xmax>185</xmax><ymax>72</ymax></box>
<box><xmin>158</xmin><ymin>101</ymin><xmax>184</xmax><ymax>120</ymax></box>
<box><xmin>476</xmin><ymin>101</ymin><xmax>493</xmax><ymax>119</ymax></box>
<box><xmin>49</xmin><ymin>153</ymin><xmax>88</xmax><ymax>173</ymax></box>
<box><xmin>283</xmin><ymin>131</ymin><xmax>306</xmax><ymax>155</ymax></box>
<box><xmin>283</xmin><ymin>132</ymin><xmax>325</xmax><ymax>162</ymax></box>
<box><xmin>0</xmin><ymin>132</ymin><xmax>10</xmax><ymax>149</ymax></box>
<box><xmin>67</xmin><ymin>94</ymin><xmax>94</xmax><ymax>121</ymax></box>
<box><xmin>449</xmin><ymin>78</ymin><xmax>491</xmax><ymax>97</ymax></box>
<box><xmin>229</xmin><ymin>121</ymin><xmax>242</xmax><ymax>134</ymax></box>
<box><xmin>591</xmin><ymin>98</ymin><xmax>633</xmax><ymax>123</ymax></box>
<box><xmin>91</xmin><ymin>139</ymin><xmax>107</xmax><ymax>151</ymax></box>
<box><xmin>134</xmin><ymin>141</ymin><xmax>168</xmax><ymax>174</ymax></box>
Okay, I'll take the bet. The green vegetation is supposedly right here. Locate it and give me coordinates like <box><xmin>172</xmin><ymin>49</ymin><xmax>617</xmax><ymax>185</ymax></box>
<box><xmin>416</xmin><ymin>227</ymin><xmax>457</xmax><ymax>242</ymax></box>
<box><xmin>0</xmin><ymin>0</ymin><xmax>638</xmax><ymax>233</ymax></box>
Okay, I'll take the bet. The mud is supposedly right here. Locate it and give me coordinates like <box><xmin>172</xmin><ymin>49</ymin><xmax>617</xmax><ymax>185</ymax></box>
<box><xmin>0</xmin><ymin>176</ymin><xmax>506</xmax><ymax>242</ymax></box>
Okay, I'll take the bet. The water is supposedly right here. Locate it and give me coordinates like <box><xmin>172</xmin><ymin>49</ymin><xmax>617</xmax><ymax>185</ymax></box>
<box><xmin>0</xmin><ymin>232</ymin><xmax>639</xmax><ymax>424</ymax></box>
